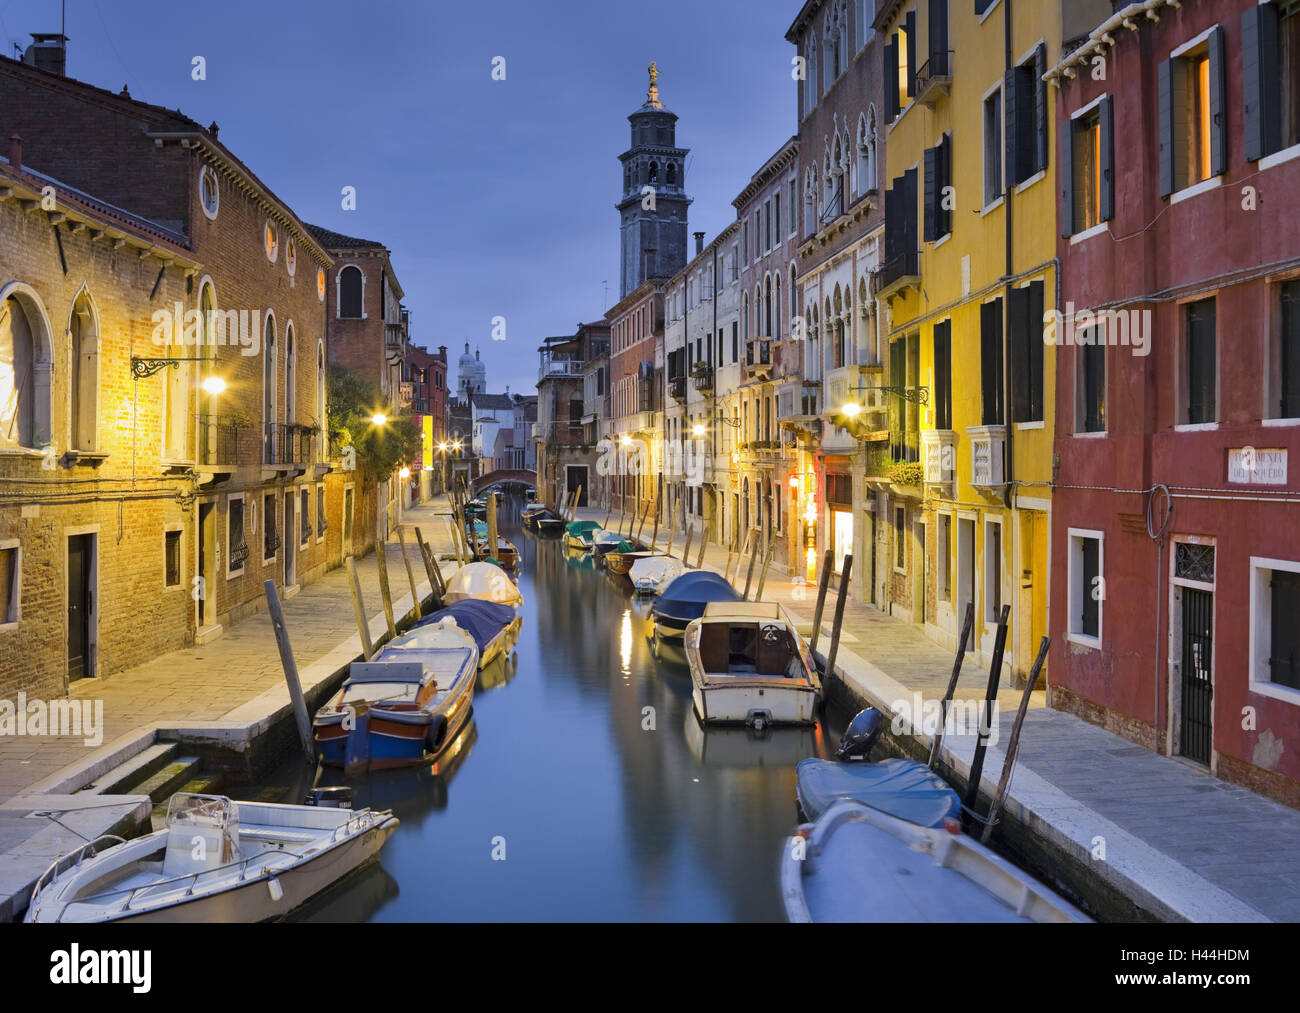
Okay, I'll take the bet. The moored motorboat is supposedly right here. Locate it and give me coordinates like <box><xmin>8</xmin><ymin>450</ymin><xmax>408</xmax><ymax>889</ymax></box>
<box><xmin>630</xmin><ymin>555</ymin><xmax>683</xmax><ymax>595</ymax></box>
<box><xmin>443</xmin><ymin>561</ymin><xmax>523</xmax><ymax>607</ymax></box>
<box><xmin>650</xmin><ymin>570</ymin><xmax>743</xmax><ymax>639</ymax></box>
<box><xmin>405</xmin><ymin>599</ymin><xmax>521</xmax><ymax>668</ymax></box>
<box><xmin>25</xmin><ymin>793</ymin><xmax>398</xmax><ymax>923</ymax></box>
<box><xmin>781</xmin><ymin>799</ymin><xmax>1090</xmax><ymax>923</ymax></box>
<box><xmin>535</xmin><ymin>511</ymin><xmax>567</xmax><ymax>534</ymax></box>
<box><xmin>591</xmin><ymin>529</ymin><xmax>627</xmax><ymax>556</ymax></box>
<box><xmin>521</xmin><ymin>503</ymin><xmax>549</xmax><ymax>528</ymax></box>
<box><xmin>565</xmin><ymin>520</ymin><xmax>602</xmax><ymax>550</ymax></box>
<box><xmin>314</xmin><ymin>616</ymin><xmax>479</xmax><ymax>772</ymax></box>
<box><xmin>683</xmin><ymin>601</ymin><xmax>821</xmax><ymax>727</ymax></box>
<box><xmin>605</xmin><ymin>546</ymin><xmax>655</xmax><ymax>575</ymax></box>
<box><xmin>794</xmin><ymin>708</ymin><xmax>962</xmax><ymax>826</ymax></box>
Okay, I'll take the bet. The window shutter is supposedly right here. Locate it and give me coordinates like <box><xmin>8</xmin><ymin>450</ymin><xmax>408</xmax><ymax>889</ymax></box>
<box><xmin>884</xmin><ymin>179</ymin><xmax>897</xmax><ymax>261</ymax></box>
<box><xmin>1060</xmin><ymin>117</ymin><xmax>1074</xmax><ymax>237</ymax></box>
<box><xmin>1208</xmin><ymin>25</ymin><xmax>1227</xmax><ymax>177</ymax></box>
<box><xmin>904</xmin><ymin>167</ymin><xmax>919</xmax><ymax>254</ymax></box>
<box><xmin>1009</xmin><ymin>285</ymin><xmax>1029</xmax><ymax>423</ymax></box>
<box><xmin>1004</xmin><ymin>68</ymin><xmax>1018</xmax><ymax>189</ymax></box>
<box><xmin>885</xmin><ymin>37</ymin><xmax>899</xmax><ymax>119</ymax></box>
<box><xmin>934</xmin><ymin>320</ymin><xmax>952</xmax><ymax>430</ymax></box>
<box><xmin>1242</xmin><ymin>4</ymin><xmax>1281</xmax><ymax>162</ymax></box>
<box><xmin>929</xmin><ymin>0</ymin><xmax>949</xmax><ymax>67</ymax></box>
<box><xmin>1028</xmin><ymin>280</ymin><xmax>1045</xmax><ymax>421</ymax></box>
<box><xmin>1099</xmin><ymin>95</ymin><xmax>1115</xmax><ymax>222</ymax></box>
<box><xmin>1035</xmin><ymin>43</ymin><xmax>1049</xmax><ymax>173</ymax></box>
<box><xmin>980</xmin><ymin>299</ymin><xmax>1004</xmax><ymax>425</ymax></box>
<box><xmin>1158</xmin><ymin>59</ymin><xmax>1175</xmax><ymax>197</ymax></box>
<box><xmin>905</xmin><ymin>11</ymin><xmax>917</xmax><ymax>100</ymax></box>
<box><xmin>923</xmin><ymin>144</ymin><xmax>938</xmax><ymax>242</ymax></box>
<box><xmin>940</xmin><ymin>132</ymin><xmax>952</xmax><ymax>236</ymax></box>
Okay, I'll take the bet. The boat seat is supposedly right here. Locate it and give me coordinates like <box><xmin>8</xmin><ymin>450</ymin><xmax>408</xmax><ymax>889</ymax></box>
<box><xmin>161</xmin><ymin>823</ymin><xmax>241</xmax><ymax>878</ymax></box>
<box><xmin>757</xmin><ymin>624</ymin><xmax>795</xmax><ymax>676</ymax></box>
<box><xmin>698</xmin><ymin>625</ymin><xmax>730</xmax><ymax>672</ymax></box>
<box><xmin>238</xmin><ymin>827</ymin><xmax>318</xmax><ymax>847</ymax></box>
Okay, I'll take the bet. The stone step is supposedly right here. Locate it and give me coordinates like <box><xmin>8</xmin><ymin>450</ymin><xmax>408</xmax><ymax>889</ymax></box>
<box><xmin>133</xmin><ymin>757</ymin><xmax>203</xmax><ymax>804</ymax></box>
<box><xmin>76</xmin><ymin>741</ymin><xmax>178</xmax><ymax>795</ymax></box>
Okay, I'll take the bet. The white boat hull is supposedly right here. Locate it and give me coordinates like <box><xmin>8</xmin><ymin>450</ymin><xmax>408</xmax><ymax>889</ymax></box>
<box><xmin>692</xmin><ymin>680</ymin><xmax>819</xmax><ymax>727</ymax></box>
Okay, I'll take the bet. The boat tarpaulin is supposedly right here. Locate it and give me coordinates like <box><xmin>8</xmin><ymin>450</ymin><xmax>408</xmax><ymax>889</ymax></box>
<box><xmin>795</xmin><ymin>757</ymin><xmax>961</xmax><ymax>827</ymax></box>
<box><xmin>652</xmin><ymin>571</ymin><xmax>742</xmax><ymax>622</ymax></box>
<box><xmin>565</xmin><ymin>521</ymin><xmax>602</xmax><ymax>537</ymax></box>
<box><xmin>444</xmin><ymin>562</ymin><xmax>522</xmax><ymax>605</ymax></box>
<box><xmin>414</xmin><ymin>600</ymin><xmax>516</xmax><ymax>655</ymax></box>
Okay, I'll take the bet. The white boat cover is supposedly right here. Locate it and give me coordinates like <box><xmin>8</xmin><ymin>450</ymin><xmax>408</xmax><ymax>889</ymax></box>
<box><xmin>443</xmin><ymin>562</ymin><xmax>522</xmax><ymax>606</ymax></box>
<box><xmin>630</xmin><ymin>556</ymin><xmax>683</xmax><ymax>591</ymax></box>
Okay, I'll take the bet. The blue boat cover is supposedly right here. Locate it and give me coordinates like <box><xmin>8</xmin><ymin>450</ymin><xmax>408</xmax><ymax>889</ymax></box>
<box><xmin>796</xmin><ymin>757</ymin><xmax>962</xmax><ymax>827</ymax></box>
<box><xmin>412</xmin><ymin>600</ymin><xmax>516</xmax><ymax>654</ymax></box>
<box><xmin>652</xmin><ymin>571</ymin><xmax>742</xmax><ymax>622</ymax></box>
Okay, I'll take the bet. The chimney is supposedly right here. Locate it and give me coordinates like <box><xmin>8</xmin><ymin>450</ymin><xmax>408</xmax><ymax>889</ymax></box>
<box><xmin>8</xmin><ymin>135</ymin><xmax>20</xmax><ymax>171</ymax></box>
<box><xmin>22</xmin><ymin>33</ymin><xmax>67</xmax><ymax>77</ymax></box>
<box><xmin>694</xmin><ymin>232</ymin><xmax>705</xmax><ymax>256</ymax></box>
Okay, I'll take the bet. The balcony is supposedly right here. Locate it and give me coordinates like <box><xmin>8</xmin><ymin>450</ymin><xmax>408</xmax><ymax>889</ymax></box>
<box><xmin>745</xmin><ymin>338</ymin><xmax>772</xmax><ymax>381</ymax></box>
<box><xmin>873</xmin><ymin>252</ymin><xmax>921</xmax><ymax>301</ymax></box>
<box><xmin>969</xmin><ymin>425</ymin><xmax>1007</xmax><ymax>488</ymax></box>
<box><xmin>692</xmin><ymin>364</ymin><xmax>714</xmax><ymax>393</ymax></box>
<box><xmin>922</xmin><ymin>429</ymin><xmax>956</xmax><ymax>491</ymax></box>
<box><xmin>914</xmin><ymin>51</ymin><xmax>952</xmax><ymax>107</ymax></box>
<box><xmin>669</xmin><ymin>375</ymin><xmax>687</xmax><ymax>401</ymax></box>
<box><xmin>539</xmin><ymin>356</ymin><xmax>586</xmax><ymax>382</ymax></box>
<box><xmin>196</xmin><ymin>416</ymin><xmax>257</xmax><ymax>473</ymax></box>
<box><xmin>264</xmin><ymin>423</ymin><xmax>316</xmax><ymax>468</ymax></box>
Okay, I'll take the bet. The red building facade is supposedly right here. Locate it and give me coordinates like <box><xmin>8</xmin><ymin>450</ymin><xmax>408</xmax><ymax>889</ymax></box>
<box><xmin>1049</xmin><ymin>0</ymin><xmax>1300</xmax><ymax>804</ymax></box>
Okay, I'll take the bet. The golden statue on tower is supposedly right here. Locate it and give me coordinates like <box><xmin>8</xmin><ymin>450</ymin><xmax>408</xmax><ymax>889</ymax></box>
<box><xmin>647</xmin><ymin>61</ymin><xmax>662</xmax><ymax>108</ymax></box>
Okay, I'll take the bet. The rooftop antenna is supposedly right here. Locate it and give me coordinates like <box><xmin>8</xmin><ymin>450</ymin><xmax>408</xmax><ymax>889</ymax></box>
<box><xmin>602</xmin><ymin>280</ymin><xmax>608</xmax><ymax>306</ymax></box>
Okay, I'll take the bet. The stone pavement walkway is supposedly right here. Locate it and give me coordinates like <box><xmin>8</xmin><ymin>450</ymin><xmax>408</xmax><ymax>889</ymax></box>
<box><xmin>0</xmin><ymin>499</ymin><xmax>461</xmax><ymax>805</ymax></box>
<box><xmin>581</xmin><ymin>506</ymin><xmax>1300</xmax><ymax>922</ymax></box>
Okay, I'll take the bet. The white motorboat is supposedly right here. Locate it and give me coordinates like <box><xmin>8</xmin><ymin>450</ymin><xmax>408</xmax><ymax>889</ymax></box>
<box><xmin>443</xmin><ymin>561</ymin><xmax>523</xmax><ymax>607</ymax></box>
<box><xmin>630</xmin><ymin>556</ymin><xmax>682</xmax><ymax>596</ymax></box>
<box><xmin>683</xmin><ymin>601</ymin><xmax>821</xmax><ymax>727</ymax></box>
<box><xmin>781</xmin><ymin>799</ymin><xmax>1090</xmax><ymax>923</ymax></box>
<box><xmin>25</xmin><ymin>793</ymin><xmax>398</xmax><ymax>923</ymax></box>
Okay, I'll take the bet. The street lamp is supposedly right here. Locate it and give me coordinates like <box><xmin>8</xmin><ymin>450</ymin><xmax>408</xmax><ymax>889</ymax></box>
<box><xmin>201</xmin><ymin>376</ymin><xmax>226</xmax><ymax>395</ymax></box>
<box><xmin>692</xmin><ymin>423</ymin><xmax>705</xmax><ymax>438</ymax></box>
<box><xmin>399</xmin><ymin>466</ymin><xmax>411</xmax><ymax>479</ymax></box>
<box><xmin>371</xmin><ymin>412</ymin><xmax>388</xmax><ymax>426</ymax></box>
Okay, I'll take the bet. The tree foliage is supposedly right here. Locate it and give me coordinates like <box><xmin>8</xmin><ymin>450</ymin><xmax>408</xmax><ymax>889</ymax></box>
<box><xmin>327</xmin><ymin>364</ymin><xmax>417</xmax><ymax>479</ymax></box>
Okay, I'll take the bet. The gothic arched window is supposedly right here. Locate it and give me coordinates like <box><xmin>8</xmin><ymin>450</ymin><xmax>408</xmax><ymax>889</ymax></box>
<box><xmin>339</xmin><ymin>266</ymin><xmax>363</xmax><ymax>319</ymax></box>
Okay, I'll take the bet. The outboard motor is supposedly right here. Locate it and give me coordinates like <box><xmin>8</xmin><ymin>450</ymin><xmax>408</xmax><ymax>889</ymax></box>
<box><xmin>834</xmin><ymin>708</ymin><xmax>885</xmax><ymax>761</ymax></box>
<box><xmin>304</xmin><ymin>786</ymin><xmax>354</xmax><ymax>809</ymax></box>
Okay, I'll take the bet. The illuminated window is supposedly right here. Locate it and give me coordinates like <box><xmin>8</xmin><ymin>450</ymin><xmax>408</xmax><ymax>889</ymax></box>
<box><xmin>264</xmin><ymin>221</ymin><xmax>279</xmax><ymax>262</ymax></box>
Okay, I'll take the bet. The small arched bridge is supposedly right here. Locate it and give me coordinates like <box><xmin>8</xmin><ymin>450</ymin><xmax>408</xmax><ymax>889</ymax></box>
<box><xmin>471</xmin><ymin>469</ymin><xmax>537</xmax><ymax>494</ymax></box>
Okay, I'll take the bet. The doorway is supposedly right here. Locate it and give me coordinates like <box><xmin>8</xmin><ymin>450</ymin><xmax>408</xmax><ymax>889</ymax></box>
<box><xmin>566</xmin><ymin>466</ymin><xmax>589</xmax><ymax>506</ymax></box>
<box><xmin>284</xmin><ymin>492</ymin><xmax>297</xmax><ymax>588</ymax></box>
<box><xmin>957</xmin><ymin>517</ymin><xmax>976</xmax><ymax>650</ymax></box>
<box><xmin>198</xmin><ymin>502</ymin><xmax>215</xmax><ymax>627</ymax></box>
<box><xmin>67</xmin><ymin>533</ymin><xmax>96</xmax><ymax>681</ymax></box>
<box><xmin>1179</xmin><ymin>587</ymin><xmax>1214</xmax><ymax>765</ymax></box>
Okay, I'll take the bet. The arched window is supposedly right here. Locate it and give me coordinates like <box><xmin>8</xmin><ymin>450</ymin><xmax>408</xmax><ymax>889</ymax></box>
<box><xmin>648</xmin><ymin>161</ymin><xmax>659</xmax><ymax>184</ymax></box>
<box><xmin>263</xmin><ymin>315</ymin><xmax>277</xmax><ymax>463</ymax></box>
<box><xmin>68</xmin><ymin>289</ymin><xmax>99</xmax><ymax>452</ymax></box>
<box><xmin>806</xmin><ymin>40</ymin><xmax>818</xmax><ymax>112</ymax></box>
<box><xmin>858</xmin><ymin>108</ymin><xmax>877</xmax><ymax>196</ymax></box>
<box><xmin>339</xmin><ymin>266</ymin><xmax>364</xmax><ymax>319</ymax></box>
<box><xmin>742</xmin><ymin>293</ymin><xmax>749</xmax><ymax>342</ymax></box>
<box><xmin>804</xmin><ymin>165</ymin><xmax>818</xmax><ymax>238</ymax></box>
<box><xmin>0</xmin><ymin>293</ymin><xmax>36</xmax><ymax>446</ymax></box>
<box><xmin>774</xmin><ymin>276</ymin><xmax>782</xmax><ymax>340</ymax></box>
<box><xmin>858</xmin><ymin>277</ymin><xmax>876</xmax><ymax>365</ymax></box>
<box><xmin>666</xmin><ymin>163</ymin><xmax>677</xmax><ymax>186</ymax></box>
<box><xmin>285</xmin><ymin>323</ymin><xmax>296</xmax><ymax>425</ymax></box>
<box><xmin>317</xmin><ymin>341</ymin><xmax>326</xmax><ymax>432</ymax></box>
<box><xmin>163</xmin><ymin>293</ymin><xmax>192</xmax><ymax>462</ymax></box>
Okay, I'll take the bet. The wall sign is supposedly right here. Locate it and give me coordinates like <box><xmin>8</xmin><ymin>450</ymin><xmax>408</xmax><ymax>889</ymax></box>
<box><xmin>1227</xmin><ymin>447</ymin><xmax>1287</xmax><ymax>486</ymax></box>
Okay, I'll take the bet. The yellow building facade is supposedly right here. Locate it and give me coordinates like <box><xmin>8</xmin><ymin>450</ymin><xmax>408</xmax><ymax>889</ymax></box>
<box><xmin>874</xmin><ymin>0</ymin><xmax>1108</xmax><ymax>683</ymax></box>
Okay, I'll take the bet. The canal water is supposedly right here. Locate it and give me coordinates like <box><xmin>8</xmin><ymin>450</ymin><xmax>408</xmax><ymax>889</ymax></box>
<box><xmin>256</xmin><ymin>499</ymin><xmax>851</xmax><ymax>922</ymax></box>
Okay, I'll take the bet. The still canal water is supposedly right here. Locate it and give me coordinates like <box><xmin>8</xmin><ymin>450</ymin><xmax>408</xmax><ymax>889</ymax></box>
<box><xmin>261</xmin><ymin>501</ymin><xmax>850</xmax><ymax>921</ymax></box>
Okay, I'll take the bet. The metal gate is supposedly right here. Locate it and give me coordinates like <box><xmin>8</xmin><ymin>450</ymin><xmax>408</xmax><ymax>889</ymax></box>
<box><xmin>1180</xmin><ymin>588</ymin><xmax>1213</xmax><ymax>765</ymax></box>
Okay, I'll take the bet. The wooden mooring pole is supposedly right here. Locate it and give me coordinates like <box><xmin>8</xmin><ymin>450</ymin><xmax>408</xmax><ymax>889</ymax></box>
<box><xmin>822</xmin><ymin>555</ymin><xmax>853</xmax><ymax>686</ymax></box>
<box><xmin>742</xmin><ymin>528</ymin><xmax>761</xmax><ymax>599</ymax></box>
<box><xmin>808</xmin><ymin>549</ymin><xmax>834</xmax><ymax>658</ymax></box>
<box><xmin>374</xmin><ymin>513</ymin><xmax>398</xmax><ymax>641</ymax></box>
<box><xmin>929</xmin><ymin>601</ymin><xmax>975</xmax><ymax>770</ymax></box>
<box><xmin>345</xmin><ymin>556</ymin><xmax>375</xmax><ymax>661</ymax></box>
<box><xmin>962</xmin><ymin>603</ymin><xmax>1011</xmax><ymax>833</ymax></box>
<box><xmin>980</xmin><ymin>636</ymin><xmax>1050</xmax><ymax>844</ymax></box>
<box><xmin>394</xmin><ymin>528</ymin><xmax>422</xmax><ymax>621</ymax></box>
<box><xmin>754</xmin><ymin>527</ymin><xmax>778</xmax><ymax>601</ymax></box>
<box><xmin>682</xmin><ymin>520</ymin><xmax>695</xmax><ymax>568</ymax></box>
<box><xmin>263</xmin><ymin>580</ymin><xmax>315</xmax><ymax>763</ymax></box>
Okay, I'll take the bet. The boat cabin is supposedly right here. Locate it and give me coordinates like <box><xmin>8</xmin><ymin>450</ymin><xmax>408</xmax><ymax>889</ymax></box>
<box><xmin>692</xmin><ymin>603</ymin><xmax>807</xmax><ymax>678</ymax></box>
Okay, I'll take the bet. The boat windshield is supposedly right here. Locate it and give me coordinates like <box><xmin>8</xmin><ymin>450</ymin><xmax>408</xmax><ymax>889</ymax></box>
<box><xmin>164</xmin><ymin>793</ymin><xmax>239</xmax><ymax>832</ymax></box>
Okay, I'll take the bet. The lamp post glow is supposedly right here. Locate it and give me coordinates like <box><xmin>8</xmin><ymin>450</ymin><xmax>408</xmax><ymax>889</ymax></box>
<box><xmin>201</xmin><ymin>376</ymin><xmax>226</xmax><ymax>396</ymax></box>
<box><xmin>399</xmin><ymin>466</ymin><xmax>411</xmax><ymax>479</ymax></box>
<box><xmin>692</xmin><ymin>423</ymin><xmax>705</xmax><ymax>438</ymax></box>
<box><xmin>370</xmin><ymin>413</ymin><xmax>388</xmax><ymax>426</ymax></box>
<box><xmin>842</xmin><ymin>402</ymin><xmax>862</xmax><ymax>419</ymax></box>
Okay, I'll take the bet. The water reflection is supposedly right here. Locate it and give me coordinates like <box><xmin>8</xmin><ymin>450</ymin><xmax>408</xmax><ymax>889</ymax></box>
<box><xmin>258</xmin><ymin>495</ymin><xmax>846</xmax><ymax>921</ymax></box>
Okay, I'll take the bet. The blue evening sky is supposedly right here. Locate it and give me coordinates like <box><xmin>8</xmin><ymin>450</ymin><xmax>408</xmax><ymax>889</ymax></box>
<box><xmin>1</xmin><ymin>0</ymin><xmax>799</xmax><ymax>396</ymax></box>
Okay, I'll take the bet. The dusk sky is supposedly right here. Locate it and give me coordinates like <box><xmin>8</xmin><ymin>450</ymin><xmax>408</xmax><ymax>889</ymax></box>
<box><xmin>1</xmin><ymin>0</ymin><xmax>799</xmax><ymax>396</ymax></box>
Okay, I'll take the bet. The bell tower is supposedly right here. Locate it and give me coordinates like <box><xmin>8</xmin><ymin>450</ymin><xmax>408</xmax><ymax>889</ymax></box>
<box><xmin>617</xmin><ymin>62</ymin><xmax>691</xmax><ymax>299</ymax></box>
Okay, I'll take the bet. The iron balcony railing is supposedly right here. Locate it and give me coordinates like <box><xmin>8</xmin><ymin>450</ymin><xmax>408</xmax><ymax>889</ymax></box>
<box><xmin>195</xmin><ymin>416</ymin><xmax>256</xmax><ymax>467</ymax></box>
<box><xmin>915</xmin><ymin>50</ymin><xmax>952</xmax><ymax>94</ymax></box>
<box><xmin>264</xmin><ymin>423</ymin><xmax>317</xmax><ymax>466</ymax></box>
<box><xmin>877</xmin><ymin>251</ymin><xmax>920</xmax><ymax>292</ymax></box>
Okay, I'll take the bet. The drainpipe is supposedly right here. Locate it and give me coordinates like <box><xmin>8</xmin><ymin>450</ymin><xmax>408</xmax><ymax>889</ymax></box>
<box><xmin>1002</xmin><ymin>0</ymin><xmax>1016</xmax><ymax>514</ymax></box>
